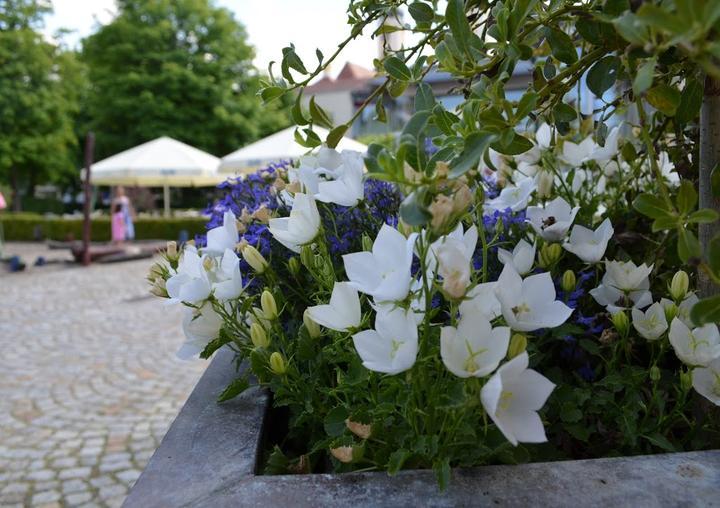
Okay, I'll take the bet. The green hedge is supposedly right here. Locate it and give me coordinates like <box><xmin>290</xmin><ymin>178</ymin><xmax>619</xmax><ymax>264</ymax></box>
<box><xmin>0</xmin><ymin>213</ymin><xmax>208</xmax><ymax>242</ymax></box>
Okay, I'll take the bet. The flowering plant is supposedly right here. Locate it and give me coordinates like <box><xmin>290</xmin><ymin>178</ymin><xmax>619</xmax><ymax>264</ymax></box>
<box><xmin>149</xmin><ymin>0</ymin><xmax>720</xmax><ymax>489</ymax></box>
<box><xmin>150</xmin><ymin>131</ymin><xmax>719</xmax><ymax>487</ymax></box>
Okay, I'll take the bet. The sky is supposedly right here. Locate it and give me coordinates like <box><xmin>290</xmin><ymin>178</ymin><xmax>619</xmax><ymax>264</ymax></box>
<box><xmin>43</xmin><ymin>0</ymin><xmax>382</xmax><ymax>77</ymax></box>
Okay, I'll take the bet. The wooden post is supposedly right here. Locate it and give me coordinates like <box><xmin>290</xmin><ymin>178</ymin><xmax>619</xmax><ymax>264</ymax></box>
<box><xmin>82</xmin><ymin>132</ymin><xmax>95</xmax><ymax>266</ymax></box>
<box><xmin>163</xmin><ymin>184</ymin><xmax>171</xmax><ymax>217</ymax></box>
<box><xmin>699</xmin><ymin>77</ymin><xmax>720</xmax><ymax>297</ymax></box>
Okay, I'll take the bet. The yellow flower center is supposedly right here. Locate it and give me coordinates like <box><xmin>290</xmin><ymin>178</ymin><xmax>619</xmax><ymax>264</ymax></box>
<box><xmin>462</xmin><ymin>340</ymin><xmax>487</xmax><ymax>373</ymax></box>
<box><xmin>498</xmin><ymin>391</ymin><xmax>514</xmax><ymax>412</ymax></box>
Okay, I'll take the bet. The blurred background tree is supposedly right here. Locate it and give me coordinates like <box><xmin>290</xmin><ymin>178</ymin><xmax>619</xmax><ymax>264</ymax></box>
<box><xmin>0</xmin><ymin>0</ymin><xmax>84</xmax><ymax>210</ymax></box>
<box><xmin>81</xmin><ymin>0</ymin><xmax>290</xmax><ymax>160</ymax></box>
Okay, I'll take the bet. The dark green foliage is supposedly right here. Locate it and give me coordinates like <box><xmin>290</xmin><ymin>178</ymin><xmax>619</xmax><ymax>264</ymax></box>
<box><xmin>0</xmin><ymin>212</ymin><xmax>206</xmax><ymax>241</ymax></box>
<box><xmin>0</xmin><ymin>1</ymin><xmax>85</xmax><ymax>207</ymax></box>
<box><xmin>81</xmin><ymin>0</ymin><xmax>290</xmax><ymax>160</ymax></box>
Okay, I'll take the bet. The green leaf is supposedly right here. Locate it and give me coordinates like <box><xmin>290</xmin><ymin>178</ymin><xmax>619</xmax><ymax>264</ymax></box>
<box><xmin>652</xmin><ymin>216</ymin><xmax>679</xmax><ymax>232</ymax></box>
<box><xmin>291</xmin><ymin>98</ymin><xmax>309</xmax><ymax>126</ymax></box>
<box><xmin>577</xmin><ymin>18</ymin><xmax>604</xmax><ymax>45</ymax></box>
<box><xmin>199</xmin><ymin>332</ymin><xmax>230</xmax><ymax>359</ymax></box>
<box><xmin>676</xmin><ymin>180</ymin><xmax>698</xmax><ymax>216</ymax></box>
<box><xmin>632</xmin><ymin>58</ymin><xmax>656</xmax><ymax>96</ymax></box>
<box><xmin>560</xmin><ymin>402</ymin><xmax>583</xmax><ymax>423</ymax></box>
<box><xmin>613</xmin><ymin>12</ymin><xmax>648</xmax><ymax>45</ymax></box>
<box><xmin>445</xmin><ymin>0</ymin><xmax>473</xmax><ymax>56</ymax></box>
<box><xmin>677</xmin><ymin>227</ymin><xmax>701</xmax><ymax>262</ymax></box>
<box><xmin>282</xmin><ymin>46</ymin><xmax>308</xmax><ymax>75</ymax></box>
<box><xmin>491</xmin><ymin>132</ymin><xmax>533</xmax><ymax>156</ymax></box>
<box><xmin>642</xmin><ymin>433</ymin><xmax>676</xmax><ymax>453</ymax></box>
<box><xmin>587</xmin><ymin>56</ymin><xmax>620</xmax><ymax>97</ymax></box>
<box><xmin>676</xmin><ymin>79</ymin><xmax>703</xmax><ymax>126</ymax></box>
<box><xmin>409</xmin><ymin>2</ymin><xmax>434</xmax><ymax>23</ymax></box>
<box><xmin>637</xmin><ymin>4</ymin><xmax>688</xmax><ymax>35</ymax></box>
<box><xmin>432</xmin><ymin>104</ymin><xmax>459</xmax><ymax>135</ymax></box>
<box><xmin>690</xmin><ymin>294</ymin><xmax>720</xmax><ymax>325</ymax></box>
<box><xmin>515</xmin><ymin>91</ymin><xmax>537</xmax><ymax>121</ymax></box>
<box><xmin>414</xmin><ymin>83</ymin><xmax>436</xmax><ymax>112</ymax></box>
<box><xmin>553</xmin><ymin>102</ymin><xmax>577</xmax><ymax>123</ymax></box>
<box><xmin>433</xmin><ymin>458</ymin><xmax>451</xmax><ymax>491</ymax></box>
<box><xmin>400</xmin><ymin>189</ymin><xmax>432</xmax><ymax>226</ymax></box>
<box><xmin>545</xmin><ymin>27</ymin><xmax>578</xmax><ymax>65</ymax></box>
<box><xmin>260</xmin><ymin>86</ymin><xmax>285</xmax><ymax>103</ymax></box>
<box><xmin>646</xmin><ymin>84</ymin><xmax>681</xmax><ymax>116</ymax></box>
<box><xmin>604</xmin><ymin>0</ymin><xmax>629</xmax><ymax>16</ymax></box>
<box><xmin>324</xmin><ymin>406</ymin><xmax>349</xmax><ymax>437</ymax></box>
<box><xmin>633</xmin><ymin>193</ymin><xmax>673</xmax><ymax>219</ymax></box>
<box><xmin>388</xmin><ymin>79</ymin><xmax>409</xmax><ymax>98</ymax></box>
<box><xmin>263</xmin><ymin>446</ymin><xmax>290</xmax><ymax>475</ymax></box>
<box><xmin>217</xmin><ymin>377</ymin><xmax>249</xmax><ymax>402</ymax></box>
<box><xmin>326</xmin><ymin>124</ymin><xmax>348</xmax><ymax>149</ymax></box>
<box><xmin>384</xmin><ymin>56</ymin><xmax>412</xmax><ymax>81</ymax></box>
<box><xmin>687</xmin><ymin>209</ymin><xmax>720</xmax><ymax>224</ymax></box>
<box><xmin>375</xmin><ymin>100</ymin><xmax>387</xmax><ymax>122</ymax></box>
<box><xmin>309</xmin><ymin>96</ymin><xmax>333</xmax><ymax>129</ymax></box>
<box><xmin>387</xmin><ymin>449</ymin><xmax>411</xmax><ymax>475</ymax></box>
<box><xmin>450</xmin><ymin>132</ymin><xmax>496</xmax><ymax>178</ymax></box>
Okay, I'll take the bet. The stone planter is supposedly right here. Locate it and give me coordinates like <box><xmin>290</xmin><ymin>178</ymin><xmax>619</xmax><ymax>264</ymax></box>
<box><xmin>124</xmin><ymin>348</ymin><xmax>720</xmax><ymax>507</ymax></box>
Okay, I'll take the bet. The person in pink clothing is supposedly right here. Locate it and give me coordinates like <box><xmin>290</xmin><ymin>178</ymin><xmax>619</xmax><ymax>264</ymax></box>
<box><xmin>111</xmin><ymin>203</ymin><xmax>126</xmax><ymax>244</ymax></box>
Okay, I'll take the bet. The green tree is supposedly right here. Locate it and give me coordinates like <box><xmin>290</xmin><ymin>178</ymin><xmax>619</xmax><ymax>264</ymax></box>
<box><xmin>82</xmin><ymin>0</ymin><xmax>289</xmax><ymax>160</ymax></box>
<box><xmin>0</xmin><ymin>0</ymin><xmax>83</xmax><ymax>210</ymax></box>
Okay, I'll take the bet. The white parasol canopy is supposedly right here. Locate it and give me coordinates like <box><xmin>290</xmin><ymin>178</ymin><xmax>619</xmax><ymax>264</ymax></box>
<box><xmin>218</xmin><ymin>127</ymin><xmax>368</xmax><ymax>174</ymax></box>
<box><xmin>89</xmin><ymin>136</ymin><xmax>224</xmax><ymax>216</ymax></box>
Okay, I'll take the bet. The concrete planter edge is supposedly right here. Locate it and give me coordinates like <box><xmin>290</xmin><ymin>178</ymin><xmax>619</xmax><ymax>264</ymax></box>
<box><xmin>124</xmin><ymin>348</ymin><xmax>720</xmax><ymax>508</ymax></box>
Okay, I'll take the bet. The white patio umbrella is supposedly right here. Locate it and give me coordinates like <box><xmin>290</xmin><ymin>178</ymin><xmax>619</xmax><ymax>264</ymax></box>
<box><xmin>89</xmin><ymin>136</ymin><xmax>223</xmax><ymax>216</ymax></box>
<box><xmin>218</xmin><ymin>127</ymin><xmax>368</xmax><ymax>175</ymax></box>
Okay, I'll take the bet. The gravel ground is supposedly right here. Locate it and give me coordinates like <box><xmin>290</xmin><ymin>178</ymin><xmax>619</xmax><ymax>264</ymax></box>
<box><xmin>0</xmin><ymin>242</ymin><xmax>207</xmax><ymax>507</ymax></box>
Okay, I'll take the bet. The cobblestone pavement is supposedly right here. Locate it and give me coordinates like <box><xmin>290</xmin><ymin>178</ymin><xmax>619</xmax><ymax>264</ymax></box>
<box><xmin>0</xmin><ymin>243</ymin><xmax>207</xmax><ymax>507</ymax></box>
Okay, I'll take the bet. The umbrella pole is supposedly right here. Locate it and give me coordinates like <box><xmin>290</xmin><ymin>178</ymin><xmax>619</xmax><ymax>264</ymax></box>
<box><xmin>163</xmin><ymin>184</ymin><xmax>170</xmax><ymax>217</ymax></box>
<box><xmin>82</xmin><ymin>133</ymin><xmax>95</xmax><ymax>266</ymax></box>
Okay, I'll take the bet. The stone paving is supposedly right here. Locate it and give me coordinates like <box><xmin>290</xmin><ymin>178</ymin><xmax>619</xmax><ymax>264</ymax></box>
<box><xmin>0</xmin><ymin>243</ymin><xmax>207</xmax><ymax>507</ymax></box>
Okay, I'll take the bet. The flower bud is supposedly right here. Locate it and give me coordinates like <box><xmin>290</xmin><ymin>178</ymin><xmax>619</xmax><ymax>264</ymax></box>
<box><xmin>507</xmin><ymin>333</ymin><xmax>527</xmax><ymax>359</ymax></box>
<box><xmin>330</xmin><ymin>444</ymin><xmax>364</xmax><ymax>463</ymax></box>
<box><xmin>300</xmin><ymin>245</ymin><xmax>314</xmax><ymax>269</ymax></box>
<box><xmin>680</xmin><ymin>369</ymin><xmax>693</xmax><ymax>393</ymax></box>
<box><xmin>240</xmin><ymin>207</ymin><xmax>253</xmax><ymax>224</ymax></box>
<box><xmin>451</xmin><ymin>183</ymin><xmax>473</xmax><ymax>214</ymax></box>
<box><xmin>261</xmin><ymin>290</ymin><xmax>278</xmax><ymax>320</ymax></box>
<box><xmin>242</xmin><ymin>245</ymin><xmax>268</xmax><ymax>273</ymax></box>
<box><xmin>429</xmin><ymin>194</ymin><xmax>454</xmax><ymax>233</ymax></box>
<box><xmin>561</xmin><ymin>270</ymin><xmax>576</xmax><ymax>293</ymax></box>
<box><xmin>269</xmin><ymin>352</ymin><xmax>286</xmax><ymax>375</ymax></box>
<box><xmin>649</xmin><ymin>365</ymin><xmax>661</xmax><ymax>382</ymax></box>
<box><xmin>252</xmin><ymin>205</ymin><xmax>271</xmax><ymax>224</ymax></box>
<box><xmin>538</xmin><ymin>243</ymin><xmax>562</xmax><ymax>268</ymax></box>
<box><xmin>537</xmin><ymin>171</ymin><xmax>554</xmax><ymax>198</ymax></box>
<box><xmin>611</xmin><ymin>310</ymin><xmax>629</xmax><ymax>337</ymax></box>
<box><xmin>361</xmin><ymin>234</ymin><xmax>373</xmax><ymax>252</ymax></box>
<box><xmin>166</xmin><ymin>241</ymin><xmax>178</xmax><ymax>259</ymax></box>
<box><xmin>669</xmin><ymin>270</ymin><xmax>689</xmax><ymax>301</ymax></box>
<box><xmin>250</xmin><ymin>322</ymin><xmax>269</xmax><ymax>348</ymax></box>
<box><xmin>303</xmin><ymin>309</ymin><xmax>321</xmax><ymax>338</ymax></box>
<box><xmin>288</xmin><ymin>257</ymin><xmax>300</xmax><ymax>276</ymax></box>
<box><xmin>663</xmin><ymin>302</ymin><xmax>678</xmax><ymax>324</ymax></box>
<box><xmin>345</xmin><ymin>419</ymin><xmax>372</xmax><ymax>439</ymax></box>
<box><xmin>148</xmin><ymin>262</ymin><xmax>164</xmax><ymax>280</ymax></box>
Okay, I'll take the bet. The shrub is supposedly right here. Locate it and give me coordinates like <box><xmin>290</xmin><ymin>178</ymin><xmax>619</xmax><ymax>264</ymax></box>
<box><xmin>0</xmin><ymin>213</ymin><xmax>207</xmax><ymax>242</ymax></box>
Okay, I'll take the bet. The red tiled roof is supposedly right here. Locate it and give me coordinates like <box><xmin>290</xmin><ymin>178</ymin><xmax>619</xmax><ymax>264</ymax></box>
<box><xmin>305</xmin><ymin>62</ymin><xmax>375</xmax><ymax>93</ymax></box>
